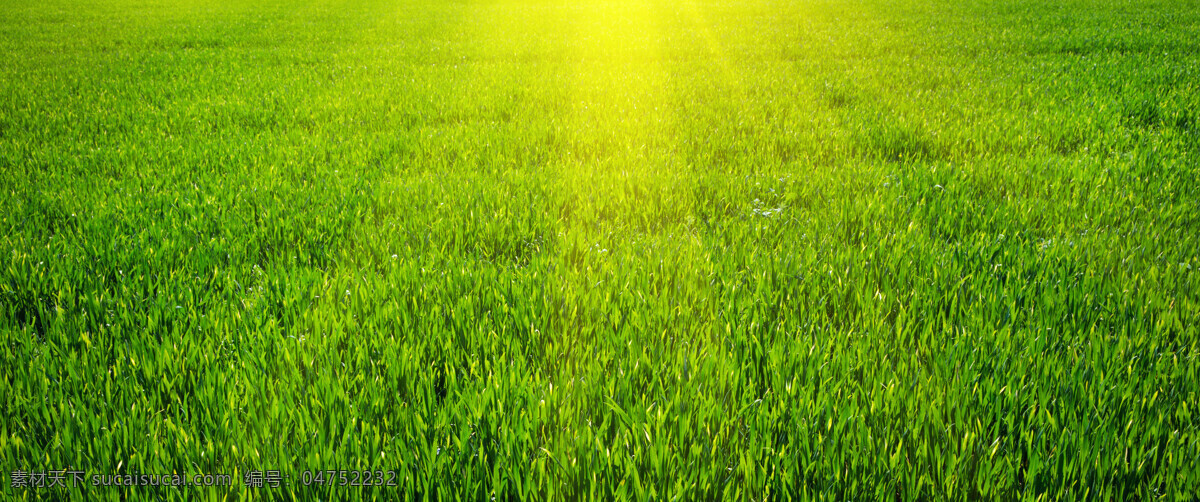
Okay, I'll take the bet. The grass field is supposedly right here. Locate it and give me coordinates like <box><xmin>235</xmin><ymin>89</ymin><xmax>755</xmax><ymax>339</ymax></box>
<box><xmin>2</xmin><ymin>0</ymin><xmax>1199</xmax><ymax>499</ymax></box>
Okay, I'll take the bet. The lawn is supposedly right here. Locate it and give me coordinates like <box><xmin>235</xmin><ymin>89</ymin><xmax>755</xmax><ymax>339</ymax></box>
<box><xmin>1</xmin><ymin>0</ymin><xmax>1198</xmax><ymax>499</ymax></box>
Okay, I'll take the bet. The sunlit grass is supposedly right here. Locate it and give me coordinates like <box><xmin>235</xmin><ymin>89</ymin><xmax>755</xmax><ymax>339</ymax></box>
<box><xmin>1</xmin><ymin>0</ymin><xmax>1198</xmax><ymax>499</ymax></box>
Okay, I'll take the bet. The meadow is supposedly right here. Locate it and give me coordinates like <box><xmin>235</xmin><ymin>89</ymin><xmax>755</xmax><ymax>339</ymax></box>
<box><xmin>1</xmin><ymin>0</ymin><xmax>1198</xmax><ymax>499</ymax></box>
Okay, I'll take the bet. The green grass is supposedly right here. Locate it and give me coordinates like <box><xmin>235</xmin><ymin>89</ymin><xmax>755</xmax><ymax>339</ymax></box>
<box><xmin>1</xmin><ymin>0</ymin><xmax>1198</xmax><ymax>499</ymax></box>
